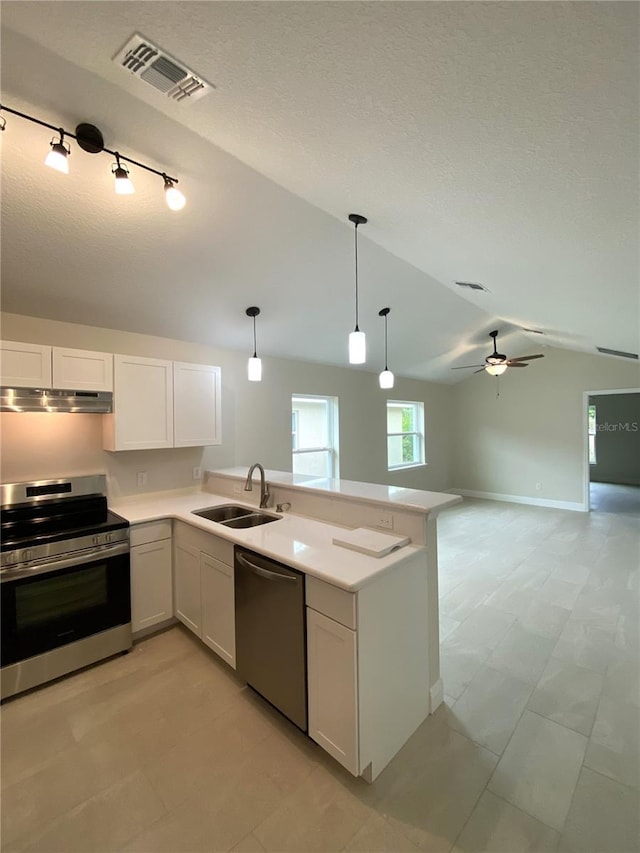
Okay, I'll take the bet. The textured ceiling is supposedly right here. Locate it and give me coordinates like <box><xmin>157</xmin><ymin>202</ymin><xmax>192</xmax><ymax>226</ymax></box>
<box><xmin>1</xmin><ymin>2</ymin><xmax>638</xmax><ymax>382</ymax></box>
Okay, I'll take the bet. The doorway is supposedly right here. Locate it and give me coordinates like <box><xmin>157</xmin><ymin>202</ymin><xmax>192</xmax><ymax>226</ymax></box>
<box><xmin>583</xmin><ymin>389</ymin><xmax>640</xmax><ymax>513</ymax></box>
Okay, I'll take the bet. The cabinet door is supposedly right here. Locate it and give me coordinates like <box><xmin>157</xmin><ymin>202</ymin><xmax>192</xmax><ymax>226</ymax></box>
<box><xmin>1</xmin><ymin>341</ymin><xmax>52</xmax><ymax>388</ymax></box>
<box><xmin>173</xmin><ymin>362</ymin><xmax>221</xmax><ymax>447</ymax></box>
<box><xmin>201</xmin><ymin>552</ymin><xmax>235</xmax><ymax>668</ymax></box>
<box><xmin>131</xmin><ymin>539</ymin><xmax>173</xmax><ymax>633</ymax></box>
<box><xmin>105</xmin><ymin>355</ymin><xmax>173</xmax><ymax>450</ymax></box>
<box><xmin>173</xmin><ymin>540</ymin><xmax>202</xmax><ymax>636</ymax></box>
<box><xmin>307</xmin><ymin>608</ymin><xmax>359</xmax><ymax>776</ymax></box>
<box><xmin>53</xmin><ymin>348</ymin><xmax>113</xmax><ymax>392</ymax></box>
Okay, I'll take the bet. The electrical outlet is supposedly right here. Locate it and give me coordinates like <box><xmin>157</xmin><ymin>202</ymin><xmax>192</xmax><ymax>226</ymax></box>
<box><xmin>535</xmin><ymin>482</ymin><xmax>542</xmax><ymax>491</ymax></box>
<box><xmin>193</xmin><ymin>467</ymin><xmax>202</xmax><ymax>481</ymax></box>
<box><xmin>232</xmin><ymin>483</ymin><xmax>242</xmax><ymax>494</ymax></box>
<box><xmin>136</xmin><ymin>471</ymin><xmax>148</xmax><ymax>487</ymax></box>
<box><xmin>378</xmin><ymin>513</ymin><xmax>393</xmax><ymax>530</ymax></box>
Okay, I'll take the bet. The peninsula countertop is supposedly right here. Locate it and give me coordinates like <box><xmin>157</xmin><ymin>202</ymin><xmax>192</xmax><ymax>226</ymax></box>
<box><xmin>110</xmin><ymin>489</ymin><xmax>425</xmax><ymax>591</ymax></box>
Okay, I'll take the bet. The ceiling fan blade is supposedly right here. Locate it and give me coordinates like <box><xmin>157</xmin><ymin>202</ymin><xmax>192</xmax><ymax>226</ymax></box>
<box><xmin>473</xmin><ymin>368</ymin><xmax>486</xmax><ymax>374</ymax></box>
<box><xmin>506</xmin><ymin>362</ymin><xmax>528</xmax><ymax>367</ymax></box>
<box><xmin>451</xmin><ymin>365</ymin><xmax>485</xmax><ymax>370</ymax></box>
<box><xmin>509</xmin><ymin>354</ymin><xmax>544</xmax><ymax>362</ymax></box>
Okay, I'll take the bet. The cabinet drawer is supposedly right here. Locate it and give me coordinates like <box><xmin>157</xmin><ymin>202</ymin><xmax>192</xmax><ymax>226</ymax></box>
<box><xmin>306</xmin><ymin>576</ymin><xmax>357</xmax><ymax>629</ymax></box>
<box><xmin>130</xmin><ymin>520</ymin><xmax>172</xmax><ymax>547</ymax></box>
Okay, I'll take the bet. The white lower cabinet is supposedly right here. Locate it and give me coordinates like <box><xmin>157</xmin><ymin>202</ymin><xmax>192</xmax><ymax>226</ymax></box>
<box><xmin>130</xmin><ymin>521</ymin><xmax>173</xmax><ymax>635</ymax></box>
<box><xmin>306</xmin><ymin>608</ymin><xmax>359</xmax><ymax>776</ymax></box>
<box><xmin>201</xmin><ymin>551</ymin><xmax>235</xmax><ymax>667</ymax></box>
<box><xmin>172</xmin><ymin>521</ymin><xmax>235</xmax><ymax>668</ymax></box>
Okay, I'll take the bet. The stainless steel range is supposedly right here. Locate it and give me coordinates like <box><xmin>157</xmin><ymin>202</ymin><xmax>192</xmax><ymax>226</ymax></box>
<box><xmin>1</xmin><ymin>475</ymin><xmax>131</xmax><ymax>700</ymax></box>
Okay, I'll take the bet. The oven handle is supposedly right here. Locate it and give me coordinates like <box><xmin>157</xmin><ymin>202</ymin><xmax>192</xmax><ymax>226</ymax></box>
<box><xmin>0</xmin><ymin>542</ymin><xmax>130</xmax><ymax>582</ymax></box>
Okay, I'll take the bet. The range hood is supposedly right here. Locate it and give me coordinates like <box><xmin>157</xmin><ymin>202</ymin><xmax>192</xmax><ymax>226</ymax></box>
<box><xmin>0</xmin><ymin>387</ymin><xmax>112</xmax><ymax>414</ymax></box>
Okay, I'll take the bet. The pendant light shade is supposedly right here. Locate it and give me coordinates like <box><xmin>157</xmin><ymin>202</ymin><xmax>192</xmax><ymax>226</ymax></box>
<box><xmin>45</xmin><ymin>132</ymin><xmax>70</xmax><ymax>174</ymax></box>
<box><xmin>348</xmin><ymin>213</ymin><xmax>367</xmax><ymax>364</ymax></box>
<box><xmin>246</xmin><ymin>306</ymin><xmax>262</xmax><ymax>382</ymax></box>
<box><xmin>378</xmin><ymin>307</ymin><xmax>395</xmax><ymax>389</ymax></box>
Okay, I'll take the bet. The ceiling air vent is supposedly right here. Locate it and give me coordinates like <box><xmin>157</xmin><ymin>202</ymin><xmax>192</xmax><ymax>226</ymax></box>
<box><xmin>522</xmin><ymin>328</ymin><xmax>544</xmax><ymax>334</ymax></box>
<box><xmin>596</xmin><ymin>346</ymin><xmax>639</xmax><ymax>360</ymax></box>
<box><xmin>113</xmin><ymin>33</ymin><xmax>214</xmax><ymax>103</ymax></box>
<box><xmin>455</xmin><ymin>281</ymin><xmax>490</xmax><ymax>293</ymax></box>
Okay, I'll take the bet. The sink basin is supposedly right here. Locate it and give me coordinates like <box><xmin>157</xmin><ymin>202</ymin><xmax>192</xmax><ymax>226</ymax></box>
<box><xmin>191</xmin><ymin>504</ymin><xmax>281</xmax><ymax>529</ymax></box>
<box><xmin>222</xmin><ymin>512</ymin><xmax>281</xmax><ymax>529</ymax></box>
<box><xmin>192</xmin><ymin>504</ymin><xmax>254</xmax><ymax>523</ymax></box>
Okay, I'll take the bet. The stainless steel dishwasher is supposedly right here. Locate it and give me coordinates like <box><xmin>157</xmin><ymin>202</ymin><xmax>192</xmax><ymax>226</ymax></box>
<box><xmin>234</xmin><ymin>547</ymin><xmax>307</xmax><ymax>731</ymax></box>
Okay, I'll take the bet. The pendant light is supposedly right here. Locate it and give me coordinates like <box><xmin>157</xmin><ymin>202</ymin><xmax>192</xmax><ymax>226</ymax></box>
<box><xmin>163</xmin><ymin>175</ymin><xmax>186</xmax><ymax>211</ymax></box>
<box><xmin>112</xmin><ymin>152</ymin><xmax>135</xmax><ymax>195</ymax></box>
<box><xmin>378</xmin><ymin>307</ymin><xmax>395</xmax><ymax>389</ymax></box>
<box><xmin>348</xmin><ymin>213</ymin><xmax>367</xmax><ymax>364</ymax></box>
<box><xmin>246</xmin><ymin>306</ymin><xmax>262</xmax><ymax>381</ymax></box>
<box><xmin>45</xmin><ymin>130</ymin><xmax>70</xmax><ymax>174</ymax></box>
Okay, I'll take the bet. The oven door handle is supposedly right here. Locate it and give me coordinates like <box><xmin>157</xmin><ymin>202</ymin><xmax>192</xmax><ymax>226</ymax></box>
<box><xmin>0</xmin><ymin>542</ymin><xmax>130</xmax><ymax>582</ymax></box>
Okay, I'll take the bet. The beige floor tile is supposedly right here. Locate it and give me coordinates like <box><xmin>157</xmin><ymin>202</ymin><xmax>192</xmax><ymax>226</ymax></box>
<box><xmin>447</xmin><ymin>666</ymin><xmax>533</xmax><ymax>754</ymax></box>
<box><xmin>551</xmin><ymin>619</ymin><xmax>615</xmax><ymax>674</ymax></box>
<box><xmin>440</xmin><ymin>639</ymin><xmax>492</xmax><ymax>699</ymax></box>
<box><xmin>452</xmin><ymin>790</ymin><xmax>560</xmax><ymax>853</ymax></box>
<box><xmin>440</xmin><ymin>577</ymin><xmax>500</xmax><ymax>621</ymax></box>
<box><xmin>559</xmin><ymin>767</ymin><xmax>640</xmax><ymax>853</ymax></box>
<box><xmin>20</xmin><ymin>770</ymin><xmax>166</xmax><ymax>853</ymax></box>
<box><xmin>344</xmin><ymin>815</ymin><xmax>423</xmax><ymax>852</ymax></box>
<box><xmin>488</xmin><ymin>710</ymin><xmax>587</xmax><ymax>831</ymax></box>
<box><xmin>584</xmin><ymin>696</ymin><xmax>640</xmax><ymax>789</ymax></box>
<box><xmin>447</xmin><ymin>607</ymin><xmax>516</xmax><ymax>650</ymax></box>
<box><xmin>439</xmin><ymin>614</ymin><xmax>461</xmax><ymax>641</ymax></box>
<box><xmin>486</xmin><ymin>583</ymin><xmax>537</xmax><ymax>617</ymax></box>
<box><xmin>536</xmin><ymin>578</ymin><xmax>583</xmax><ymax>610</ymax></box>
<box><xmin>527</xmin><ymin>658</ymin><xmax>603</xmax><ymax>736</ymax></box>
<box><xmin>517</xmin><ymin>599</ymin><xmax>570</xmax><ymax>640</ymax></box>
<box><xmin>602</xmin><ymin>656</ymin><xmax>640</xmax><ymax>708</ymax></box>
<box><xmin>487</xmin><ymin>624</ymin><xmax>556</xmax><ymax>685</ymax></box>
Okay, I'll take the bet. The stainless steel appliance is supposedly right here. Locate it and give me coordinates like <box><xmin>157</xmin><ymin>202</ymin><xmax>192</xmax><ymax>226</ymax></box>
<box><xmin>1</xmin><ymin>475</ymin><xmax>131</xmax><ymax>700</ymax></box>
<box><xmin>234</xmin><ymin>547</ymin><xmax>307</xmax><ymax>731</ymax></box>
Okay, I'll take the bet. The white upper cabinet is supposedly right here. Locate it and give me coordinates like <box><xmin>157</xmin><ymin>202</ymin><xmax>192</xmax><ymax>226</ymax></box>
<box><xmin>52</xmin><ymin>347</ymin><xmax>113</xmax><ymax>392</ymax></box>
<box><xmin>173</xmin><ymin>362</ymin><xmax>221</xmax><ymax>447</ymax></box>
<box><xmin>1</xmin><ymin>341</ymin><xmax>113</xmax><ymax>391</ymax></box>
<box><xmin>1</xmin><ymin>341</ymin><xmax>52</xmax><ymax>388</ymax></box>
<box><xmin>103</xmin><ymin>355</ymin><xmax>174</xmax><ymax>451</ymax></box>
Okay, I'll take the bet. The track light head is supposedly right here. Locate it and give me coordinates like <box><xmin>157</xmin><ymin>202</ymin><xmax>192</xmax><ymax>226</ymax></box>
<box><xmin>45</xmin><ymin>133</ymin><xmax>70</xmax><ymax>174</ymax></box>
<box><xmin>112</xmin><ymin>154</ymin><xmax>135</xmax><ymax>195</ymax></box>
<box><xmin>163</xmin><ymin>174</ymin><xmax>186</xmax><ymax>211</ymax></box>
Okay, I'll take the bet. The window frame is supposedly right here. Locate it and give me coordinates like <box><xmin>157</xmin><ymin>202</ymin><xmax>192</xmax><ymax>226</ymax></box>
<box><xmin>291</xmin><ymin>394</ymin><xmax>339</xmax><ymax>479</ymax></box>
<box><xmin>386</xmin><ymin>400</ymin><xmax>426</xmax><ymax>471</ymax></box>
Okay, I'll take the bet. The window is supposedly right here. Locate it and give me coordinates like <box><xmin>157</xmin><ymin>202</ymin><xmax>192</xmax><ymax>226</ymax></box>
<box><xmin>588</xmin><ymin>403</ymin><xmax>597</xmax><ymax>464</ymax></box>
<box><xmin>387</xmin><ymin>400</ymin><xmax>425</xmax><ymax>470</ymax></box>
<box><xmin>291</xmin><ymin>395</ymin><xmax>339</xmax><ymax>478</ymax></box>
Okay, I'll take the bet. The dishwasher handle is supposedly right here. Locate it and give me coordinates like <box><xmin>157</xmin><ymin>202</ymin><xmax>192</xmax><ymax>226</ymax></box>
<box><xmin>236</xmin><ymin>551</ymin><xmax>298</xmax><ymax>583</ymax></box>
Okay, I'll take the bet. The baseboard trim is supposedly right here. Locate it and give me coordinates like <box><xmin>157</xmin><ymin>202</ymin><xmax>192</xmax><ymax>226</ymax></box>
<box><xmin>449</xmin><ymin>489</ymin><xmax>586</xmax><ymax>513</ymax></box>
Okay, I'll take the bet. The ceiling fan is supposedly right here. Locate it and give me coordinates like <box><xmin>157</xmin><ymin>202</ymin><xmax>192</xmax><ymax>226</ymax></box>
<box><xmin>452</xmin><ymin>330</ymin><xmax>544</xmax><ymax>376</ymax></box>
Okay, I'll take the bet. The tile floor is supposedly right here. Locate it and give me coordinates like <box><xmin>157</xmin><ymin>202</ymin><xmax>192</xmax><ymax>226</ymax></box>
<box><xmin>1</xmin><ymin>495</ymin><xmax>638</xmax><ymax>853</ymax></box>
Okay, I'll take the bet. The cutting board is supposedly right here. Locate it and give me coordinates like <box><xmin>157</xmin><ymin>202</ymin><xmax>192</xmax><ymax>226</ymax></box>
<box><xmin>332</xmin><ymin>527</ymin><xmax>410</xmax><ymax>558</ymax></box>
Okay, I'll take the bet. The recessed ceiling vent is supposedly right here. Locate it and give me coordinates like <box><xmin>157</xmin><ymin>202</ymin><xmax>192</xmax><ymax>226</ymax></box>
<box><xmin>113</xmin><ymin>33</ymin><xmax>214</xmax><ymax>103</ymax></box>
<box><xmin>522</xmin><ymin>328</ymin><xmax>544</xmax><ymax>334</ymax></box>
<box><xmin>455</xmin><ymin>281</ymin><xmax>490</xmax><ymax>293</ymax></box>
<box><xmin>596</xmin><ymin>346</ymin><xmax>638</xmax><ymax>360</ymax></box>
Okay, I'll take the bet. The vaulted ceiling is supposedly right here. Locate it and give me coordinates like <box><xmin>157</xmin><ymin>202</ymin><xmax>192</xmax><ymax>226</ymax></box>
<box><xmin>1</xmin><ymin>2</ymin><xmax>637</xmax><ymax>381</ymax></box>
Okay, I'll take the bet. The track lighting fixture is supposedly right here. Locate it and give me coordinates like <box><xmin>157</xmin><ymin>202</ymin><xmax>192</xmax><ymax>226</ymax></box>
<box><xmin>0</xmin><ymin>104</ymin><xmax>185</xmax><ymax>211</ymax></box>
<box><xmin>348</xmin><ymin>213</ymin><xmax>368</xmax><ymax>364</ymax></box>
<box><xmin>378</xmin><ymin>308</ymin><xmax>395</xmax><ymax>389</ymax></box>
<box><xmin>45</xmin><ymin>131</ymin><xmax>70</xmax><ymax>174</ymax></box>
<box><xmin>246</xmin><ymin>307</ymin><xmax>262</xmax><ymax>382</ymax></box>
<box><xmin>112</xmin><ymin>153</ymin><xmax>134</xmax><ymax>195</ymax></box>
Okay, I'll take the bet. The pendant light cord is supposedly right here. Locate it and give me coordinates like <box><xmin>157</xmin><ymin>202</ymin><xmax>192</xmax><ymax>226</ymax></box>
<box><xmin>354</xmin><ymin>222</ymin><xmax>360</xmax><ymax>332</ymax></box>
<box><xmin>384</xmin><ymin>313</ymin><xmax>389</xmax><ymax>371</ymax></box>
<box><xmin>252</xmin><ymin>314</ymin><xmax>257</xmax><ymax>358</ymax></box>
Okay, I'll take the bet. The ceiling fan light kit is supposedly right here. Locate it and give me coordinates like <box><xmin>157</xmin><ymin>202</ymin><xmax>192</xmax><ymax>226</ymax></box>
<box><xmin>1</xmin><ymin>103</ymin><xmax>186</xmax><ymax>210</ymax></box>
<box><xmin>452</xmin><ymin>329</ymin><xmax>544</xmax><ymax>384</ymax></box>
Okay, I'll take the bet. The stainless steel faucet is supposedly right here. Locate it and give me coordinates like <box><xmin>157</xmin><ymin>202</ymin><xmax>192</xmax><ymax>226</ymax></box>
<box><xmin>244</xmin><ymin>463</ymin><xmax>270</xmax><ymax>509</ymax></box>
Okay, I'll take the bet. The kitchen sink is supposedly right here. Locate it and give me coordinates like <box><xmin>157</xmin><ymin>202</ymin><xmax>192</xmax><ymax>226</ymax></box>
<box><xmin>192</xmin><ymin>504</ymin><xmax>255</xmax><ymax>523</ymax></box>
<box><xmin>191</xmin><ymin>504</ymin><xmax>281</xmax><ymax>528</ymax></box>
<box><xmin>222</xmin><ymin>512</ymin><xmax>281</xmax><ymax>529</ymax></box>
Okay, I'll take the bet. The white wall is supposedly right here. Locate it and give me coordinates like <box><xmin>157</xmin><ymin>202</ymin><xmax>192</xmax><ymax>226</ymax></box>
<box><xmin>452</xmin><ymin>347</ymin><xmax>640</xmax><ymax>507</ymax></box>
<box><xmin>0</xmin><ymin>313</ymin><xmax>454</xmax><ymax>498</ymax></box>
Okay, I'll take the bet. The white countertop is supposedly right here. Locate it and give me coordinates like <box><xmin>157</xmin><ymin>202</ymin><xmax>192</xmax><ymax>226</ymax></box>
<box><xmin>208</xmin><ymin>467</ymin><xmax>461</xmax><ymax>515</ymax></box>
<box><xmin>111</xmin><ymin>490</ymin><xmax>425</xmax><ymax>591</ymax></box>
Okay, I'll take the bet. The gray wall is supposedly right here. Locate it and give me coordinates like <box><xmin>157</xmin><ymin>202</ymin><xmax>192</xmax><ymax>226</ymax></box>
<box><xmin>0</xmin><ymin>313</ymin><xmax>453</xmax><ymax>499</ymax></box>
<box><xmin>590</xmin><ymin>392</ymin><xmax>640</xmax><ymax>485</ymax></box>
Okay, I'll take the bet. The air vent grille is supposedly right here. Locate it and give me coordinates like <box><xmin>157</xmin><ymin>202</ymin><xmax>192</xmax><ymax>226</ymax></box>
<box><xmin>522</xmin><ymin>328</ymin><xmax>544</xmax><ymax>334</ymax></box>
<box><xmin>596</xmin><ymin>346</ymin><xmax>639</xmax><ymax>360</ymax></box>
<box><xmin>455</xmin><ymin>281</ymin><xmax>489</xmax><ymax>292</ymax></box>
<box><xmin>113</xmin><ymin>33</ymin><xmax>213</xmax><ymax>104</ymax></box>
